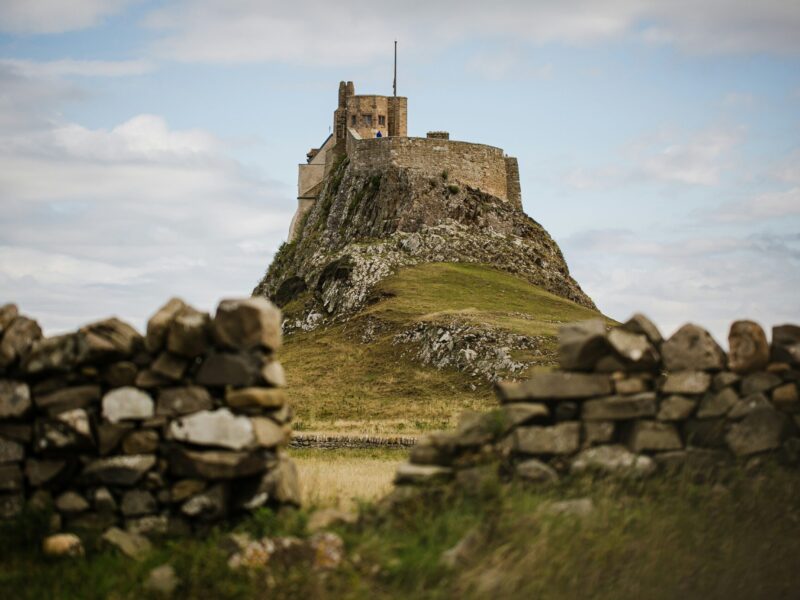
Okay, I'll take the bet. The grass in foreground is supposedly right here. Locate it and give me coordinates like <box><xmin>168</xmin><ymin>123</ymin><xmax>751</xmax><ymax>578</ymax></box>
<box><xmin>3</xmin><ymin>463</ymin><xmax>799</xmax><ymax>600</ymax></box>
<box><xmin>282</xmin><ymin>263</ymin><xmax>605</xmax><ymax>434</ymax></box>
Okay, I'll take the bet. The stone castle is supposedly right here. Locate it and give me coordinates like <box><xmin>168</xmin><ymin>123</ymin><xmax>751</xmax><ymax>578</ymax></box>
<box><xmin>288</xmin><ymin>80</ymin><xmax>522</xmax><ymax>241</ymax></box>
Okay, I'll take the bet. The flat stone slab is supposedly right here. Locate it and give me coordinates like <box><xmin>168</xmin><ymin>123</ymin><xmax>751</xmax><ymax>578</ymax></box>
<box><xmin>582</xmin><ymin>393</ymin><xmax>657</xmax><ymax>421</ymax></box>
<box><xmin>498</xmin><ymin>372</ymin><xmax>612</xmax><ymax>402</ymax></box>
<box><xmin>156</xmin><ymin>386</ymin><xmax>213</xmax><ymax>416</ymax></box>
<box><xmin>502</xmin><ymin>403</ymin><xmax>549</xmax><ymax>428</ymax></box>
<box><xmin>102</xmin><ymin>387</ymin><xmax>154</xmax><ymax>423</ymax></box>
<box><xmin>515</xmin><ymin>458</ymin><xmax>558</xmax><ymax>483</ymax></box>
<box><xmin>661</xmin><ymin>371</ymin><xmax>711</xmax><ymax>395</ymax></box>
<box><xmin>626</xmin><ymin>420</ymin><xmax>683</xmax><ymax>452</ymax></box>
<box><xmin>571</xmin><ymin>444</ymin><xmax>656</xmax><ymax>477</ymax></box>
<box><xmin>226</xmin><ymin>387</ymin><xmax>286</xmax><ymax>409</ymax></box>
<box><xmin>394</xmin><ymin>463</ymin><xmax>453</xmax><ymax>485</ymax></box>
<box><xmin>514</xmin><ymin>422</ymin><xmax>580</xmax><ymax>455</ymax></box>
<box><xmin>168</xmin><ymin>446</ymin><xmax>269</xmax><ymax>480</ymax></box>
<box><xmin>82</xmin><ymin>455</ymin><xmax>156</xmax><ymax>486</ymax></box>
<box><xmin>657</xmin><ymin>395</ymin><xmax>697</xmax><ymax>421</ymax></box>
<box><xmin>169</xmin><ymin>409</ymin><xmax>255</xmax><ymax>451</ymax></box>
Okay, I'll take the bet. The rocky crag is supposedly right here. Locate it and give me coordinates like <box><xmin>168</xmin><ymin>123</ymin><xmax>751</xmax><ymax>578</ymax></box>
<box><xmin>254</xmin><ymin>157</ymin><xmax>594</xmax><ymax>333</ymax></box>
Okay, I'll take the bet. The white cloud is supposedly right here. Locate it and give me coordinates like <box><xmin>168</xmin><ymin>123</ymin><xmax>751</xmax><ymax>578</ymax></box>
<box><xmin>0</xmin><ymin>59</ymin><xmax>154</xmax><ymax>78</ymax></box>
<box><xmin>466</xmin><ymin>49</ymin><xmax>552</xmax><ymax>81</ymax></box>
<box><xmin>0</xmin><ymin>0</ymin><xmax>137</xmax><ymax>34</ymax></box>
<box><xmin>141</xmin><ymin>0</ymin><xmax>800</xmax><ymax>67</ymax></box>
<box><xmin>711</xmin><ymin>187</ymin><xmax>800</xmax><ymax>222</ymax></box>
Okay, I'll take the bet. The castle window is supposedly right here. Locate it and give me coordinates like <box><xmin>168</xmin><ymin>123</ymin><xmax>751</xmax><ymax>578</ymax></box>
<box><xmin>351</xmin><ymin>115</ymin><xmax>356</xmax><ymax>126</ymax></box>
<box><xmin>378</xmin><ymin>115</ymin><xmax>386</xmax><ymax>126</ymax></box>
<box><xmin>364</xmin><ymin>114</ymin><xmax>373</xmax><ymax>126</ymax></box>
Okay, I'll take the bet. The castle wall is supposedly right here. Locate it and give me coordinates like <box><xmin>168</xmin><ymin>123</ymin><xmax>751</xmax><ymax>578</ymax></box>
<box><xmin>504</xmin><ymin>156</ymin><xmax>522</xmax><ymax>210</ymax></box>
<box><xmin>350</xmin><ymin>137</ymin><xmax>510</xmax><ymax>201</ymax></box>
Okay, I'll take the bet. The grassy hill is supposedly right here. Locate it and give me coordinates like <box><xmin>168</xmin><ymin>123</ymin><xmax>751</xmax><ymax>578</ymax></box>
<box><xmin>281</xmin><ymin>262</ymin><xmax>606</xmax><ymax>435</ymax></box>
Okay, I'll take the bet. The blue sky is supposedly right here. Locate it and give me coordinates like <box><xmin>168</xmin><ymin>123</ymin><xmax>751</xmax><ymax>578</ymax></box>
<box><xmin>0</xmin><ymin>0</ymin><xmax>798</xmax><ymax>343</ymax></box>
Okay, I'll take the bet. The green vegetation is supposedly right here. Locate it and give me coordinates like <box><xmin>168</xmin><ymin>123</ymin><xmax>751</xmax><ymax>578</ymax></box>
<box><xmin>447</xmin><ymin>184</ymin><xmax>460</xmax><ymax>194</ymax></box>
<box><xmin>5</xmin><ymin>464</ymin><xmax>799</xmax><ymax>599</ymax></box>
<box><xmin>282</xmin><ymin>262</ymin><xmax>605</xmax><ymax>433</ymax></box>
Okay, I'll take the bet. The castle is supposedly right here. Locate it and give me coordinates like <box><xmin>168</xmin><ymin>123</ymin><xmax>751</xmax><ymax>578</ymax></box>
<box><xmin>288</xmin><ymin>81</ymin><xmax>522</xmax><ymax>241</ymax></box>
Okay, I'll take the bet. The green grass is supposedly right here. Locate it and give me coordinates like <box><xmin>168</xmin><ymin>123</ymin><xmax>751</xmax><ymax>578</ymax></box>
<box><xmin>4</xmin><ymin>464</ymin><xmax>799</xmax><ymax>599</ymax></box>
<box><xmin>282</xmin><ymin>263</ymin><xmax>606</xmax><ymax>434</ymax></box>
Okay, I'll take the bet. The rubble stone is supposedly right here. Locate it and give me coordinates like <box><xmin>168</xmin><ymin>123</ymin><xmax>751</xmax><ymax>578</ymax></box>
<box><xmin>82</xmin><ymin>455</ymin><xmax>156</xmax><ymax>486</ymax></box>
<box><xmin>772</xmin><ymin>383</ymin><xmax>799</xmax><ymax>412</ymax></box>
<box><xmin>626</xmin><ymin>420</ymin><xmax>682</xmax><ymax>452</ymax></box>
<box><xmin>725</xmin><ymin>408</ymin><xmax>789</xmax><ymax>456</ymax></box>
<box><xmin>558</xmin><ymin>319</ymin><xmax>610</xmax><ymax>371</ymax></box>
<box><xmin>196</xmin><ymin>353</ymin><xmax>259</xmax><ymax>387</ymax></box>
<box><xmin>102</xmin><ymin>387</ymin><xmax>154</xmax><ymax>422</ymax></box>
<box><xmin>43</xmin><ymin>533</ymin><xmax>84</xmax><ymax>557</ymax></box>
<box><xmin>657</xmin><ymin>395</ymin><xmax>697</xmax><ymax>421</ymax></box>
<box><xmin>169</xmin><ymin>409</ymin><xmax>255</xmax><ymax>451</ymax></box>
<box><xmin>156</xmin><ymin>386</ymin><xmax>213</xmax><ymax>416</ymax></box>
<box><xmin>772</xmin><ymin>324</ymin><xmax>800</xmax><ymax>366</ymax></box>
<box><xmin>662</xmin><ymin>324</ymin><xmax>726</xmax><ymax>371</ymax></box>
<box><xmin>498</xmin><ymin>372</ymin><xmax>612</xmax><ymax>402</ymax></box>
<box><xmin>582</xmin><ymin>393</ymin><xmax>657</xmax><ymax>420</ymax></box>
<box><xmin>661</xmin><ymin>371</ymin><xmax>711</xmax><ymax>395</ymax></box>
<box><xmin>0</xmin><ymin>380</ymin><xmax>31</xmax><ymax>418</ymax></box>
<box><xmin>607</xmin><ymin>328</ymin><xmax>659</xmax><ymax>370</ymax></box>
<box><xmin>696</xmin><ymin>388</ymin><xmax>738</xmax><ymax>419</ymax></box>
<box><xmin>212</xmin><ymin>298</ymin><xmax>282</xmax><ymax>352</ymax></box>
<box><xmin>571</xmin><ymin>445</ymin><xmax>655</xmax><ymax>477</ymax></box>
<box><xmin>146</xmin><ymin>298</ymin><xmax>187</xmax><ymax>353</ymax></box>
<box><xmin>514</xmin><ymin>422</ymin><xmax>580</xmax><ymax>455</ymax></box>
<box><xmin>167</xmin><ymin>307</ymin><xmax>209</xmax><ymax>358</ymax></box>
<box><xmin>0</xmin><ymin>317</ymin><xmax>42</xmax><ymax>369</ymax></box>
<box><xmin>621</xmin><ymin>313</ymin><xmax>663</xmax><ymax>346</ymax></box>
<box><xmin>102</xmin><ymin>526</ymin><xmax>152</xmax><ymax>559</ymax></box>
<box><xmin>515</xmin><ymin>458</ymin><xmax>558</xmax><ymax>483</ymax></box>
<box><xmin>728</xmin><ymin>320</ymin><xmax>770</xmax><ymax>374</ymax></box>
<box><xmin>741</xmin><ymin>372</ymin><xmax>782</xmax><ymax>395</ymax></box>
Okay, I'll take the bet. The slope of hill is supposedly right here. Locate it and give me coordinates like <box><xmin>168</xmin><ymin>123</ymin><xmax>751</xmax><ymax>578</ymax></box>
<box><xmin>280</xmin><ymin>262</ymin><xmax>606</xmax><ymax>435</ymax></box>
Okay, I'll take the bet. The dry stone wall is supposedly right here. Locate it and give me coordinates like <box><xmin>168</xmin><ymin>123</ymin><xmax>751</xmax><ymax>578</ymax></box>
<box><xmin>0</xmin><ymin>298</ymin><xmax>298</xmax><ymax>535</ymax></box>
<box><xmin>395</xmin><ymin>316</ymin><xmax>800</xmax><ymax>487</ymax></box>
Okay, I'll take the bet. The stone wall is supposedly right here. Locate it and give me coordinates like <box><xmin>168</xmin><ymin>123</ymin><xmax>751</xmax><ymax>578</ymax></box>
<box><xmin>395</xmin><ymin>316</ymin><xmax>800</xmax><ymax>486</ymax></box>
<box><xmin>349</xmin><ymin>137</ymin><xmax>512</xmax><ymax>201</ymax></box>
<box><xmin>0</xmin><ymin>298</ymin><xmax>298</xmax><ymax>535</ymax></box>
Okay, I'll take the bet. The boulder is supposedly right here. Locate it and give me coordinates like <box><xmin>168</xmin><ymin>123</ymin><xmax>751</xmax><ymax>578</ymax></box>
<box><xmin>225</xmin><ymin>387</ymin><xmax>286</xmax><ymax>409</ymax></box>
<box><xmin>144</xmin><ymin>564</ymin><xmax>180</xmax><ymax>596</ymax></box>
<box><xmin>582</xmin><ymin>421</ymin><xmax>615</xmax><ymax>446</ymax></box>
<box><xmin>501</xmin><ymin>403</ymin><xmax>549</xmax><ymax>428</ymax></box>
<box><xmin>167</xmin><ymin>306</ymin><xmax>210</xmax><ymax>358</ymax></box>
<box><xmin>728</xmin><ymin>320</ymin><xmax>770</xmax><ymax>374</ymax></box>
<box><xmin>156</xmin><ymin>386</ymin><xmax>213</xmax><ymax>416</ymax></box>
<box><xmin>135</xmin><ymin>369</ymin><xmax>172</xmax><ymax>389</ymax></box>
<box><xmin>212</xmin><ymin>298</ymin><xmax>282</xmax><ymax>352</ymax></box>
<box><xmin>102</xmin><ymin>387</ymin><xmax>154</xmax><ymax>422</ymax></box>
<box><xmin>497</xmin><ymin>372</ymin><xmax>612</xmax><ymax>402</ymax></box>
<box><xmin>257</xmin><ymin>455</ymin><xmax>301</xmax><ymax>505</ymax></box>
<box><xmin>42</xmin><ymin>533</ymin><xmax>84</xmax><ymax>558</ymax></box>
<box><xmin>0</xmin><ymin>437</ymin><xmax>24</xmax><ymax>463</ymax></box>
<box><xmin>558</xmin><ymin>319</ymin><xmax>610</xmax><ymax>371</ymax></box>
<box><xmin>621</xmin><ymin>313</ymin><xmax>663</xmax><ymax>346</ymax></box>
<box><xmin>169</xmin><ymin>409</ymin><xmax>255</xmax><ymax>451</ymax></box>
<box><xmin>168</xmin><ymin>446</ymin><xmax>268</xmax><ymax>480</ymax></box>
<box><xmin>0</xmin><ymin>380</ymin><xmax>31</xmax><ymax>418</ymax></box>
<box><xmin>80</xmin><ymin>317</ymin><xmax>142</xmax><ymax>361</ymax></box>
<box><xmin>741</xmin><ymin>372</ymin><xmax>782</xmax><ymax>395</ymax></box>
<box><xmin>661</xmin><ymin>371</ymin><xmax>711</xmax><ymax>395</ymax></box>
<box><xmin>696</xmin><ymin>388</ymin><xmax>738</xmax><ymax>419</ymax></box>
<box><xmin>772</xmin><ymin>324</ymin><xmax>800</xmax><ymax>366</ymax></box>
<box><xmin>0</xmin><ymin>316</ymin><xmax>42</xmax><ymax>369</ymax></box>
<box><xmin>101</xmin><ymin>526</ymin><xmax>152</xmax><ymax>559</ymax></box>
<box><xmin>125</xmin><ymin>515</ymin><xmax>169</xmax><ymax>537</ymax></box>
<box><xmin>394</xmin><ymin>463</ymin><xmax>453</xmax><ymax>485</ymax></box>
<box><xmin>725</xmin><ymin>407</ymin><xmax>790</xmax><ymax>456</ymax></box>
<box><xmin>571</xmin><ymin>444</ymin><xmax>656</xmax><ymax>477</ymax></box>
<box><xmin>82</xmin><ymin>454</ymin><xmax>156</xmax><ymax>486</ymax></box>
<box><xmin>514</xmin><ymin>422</ymin><xmax>580</xmax><ymax>455</ymax></box>
<box><xmin>657</xmin><ymin>395</ymin><xmax>697</xmax><ymax>421</ymax></box>
<box><xmin>151</xmin><ymin>352</ymin><xmax>188</xmax><ymax>381</ymax></box>
<box><xmin>515</xmin><ymin>458</ymin><xmax>559</xmax><ymax>483</ymax></box>
<box><xmin>94</xmin><ymin>487</ymin><xmax>117</xmax><ymax>513</ymax></box>
<box><xmin>772</xmin><ymin>383</ymin><xmax>799</xmax><ymax>412</ymax></box>
<box><xmin>607</xmin><ymin>328</ymin><xmax>659</xmax><ymax>370</ymax></box>
<box><xmin>121</xmin><ymin>490</ymin><xmax>157</xmax><ymax>517</ymax></box>
<box><xmin>146</xmin><ymin>298</ymin><xmax>187</xmax><ymax>353</ymax></box>
<box><xmin>196</xmin><ymin>353</ymin><xmax>260</xmax><ymax>387</ymax></box>
<box><xmin>180</xmin><ymin>484</ymin><xmax>227</xmax><ymax>520</ymax></box>
<box><xmin>260</xmin><ymin>361</ymin><xmax>286</xmax><ymax>387</ymax></box>
<box><xmin>582</xmin><ymin>393</ymin><xmax>657</xmax><ymax>420</ymax></box>
<box><xmin>626</xmin><ymin>420</ymin><xmax>682</xmax><ymax>452</ymax></box>
<box><xmin>36</xmin><ymin>385</ymin><xmax>101</xmax><ymax>415</ymax></box>
<box><xmin>662</xmin><ymin>324</ymin><xmax>726</xmax><ymax>371</ymax></box>
<box><xmin>251</xmin><ymin>417</ymin><xmax>289</xmax><ymax>448</ymax></box>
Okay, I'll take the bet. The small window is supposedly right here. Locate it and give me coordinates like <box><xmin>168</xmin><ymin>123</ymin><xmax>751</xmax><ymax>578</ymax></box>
<box><xmin>378</xmin><ymin>115</ymin><xmax>386</xmax><ymax>126</ymax></box>
<box><xmin>351</xmin><ymin>115</ymin><xmax>356</xmax><ymax>126</ymax></box>
<box><xmin>364</xmin><ymin>114</ymin><xmax>373</xmax><ymax>126</ymax></box>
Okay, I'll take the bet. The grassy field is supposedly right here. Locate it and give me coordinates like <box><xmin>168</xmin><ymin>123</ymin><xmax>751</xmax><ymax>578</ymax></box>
<box><xmin>3</xmin><ymin>462</ymin><xmax>799</xmax><ymax>599</ymax></box>
<box><xmin>282</xmin><ymin>263</ymin><xmax>605</xmax><ymax>434</ymax></box>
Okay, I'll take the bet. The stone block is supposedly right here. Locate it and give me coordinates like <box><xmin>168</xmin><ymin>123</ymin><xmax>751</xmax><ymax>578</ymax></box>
<box><xmin>181</xmin><ymin>484</ymin><xmax>228</xmax><ymax>521</ymax></box>
<box><xmin>251</xmin><ymin>417</ymin><xmax>289</xmax><ymax>448</ymax></box>
<box><xmin>772</xmin><ymin>383</ymin><xmax>799</xmax><ymax>412</ymax></box>
<box><xmin>514</xmin><ymin>422</ymin><xmax>580</xmax><ymax>455</ymax></box>
<box><xmin>156</xmin><ymin>386</ymin><xmax>213</xmax><ymax>416</ymax></box>
<box><xmin>80</xmin><ymin>317</ymin><xmax>142</xmax><ymax>361</ymax></box>
<box><xmin>212</xmin><ymin>298</ymin><xmax>282</xmax><ymax>352</ymax></box>
<box><xmin>614</xmin><ymin>377</ymin><xmax>648</xmax><ymax>395</ymax></box>
<box><xmin>0</xmin><ymin>380</ymin><xmax>31</xmax><ymax>418</ymax></box>
<box><xmin>122</xmin><ymin>430</ymin><xmax>160</xmax><ymax>455</ymax></box>
<box><xmin>582</xmin><ymin>393</ymin><xmax>657</xmax><ymax>421</ymax></box>
<box><xmin>103</xmin><ymin>361</ymin><xmax>138</xmax><ymax>388</ymax></box>
<box><xmin>151</xmin><ymin>352</ymin><xmax>188</xmax><ymax>381</ymax></box>
<box><xmin>582</xmin><ymin>421</ymin><xmax>615</xmax><ymax>446</ymax></box>
<box><xmin>626</xmin><ymin>420</ymin><xmax>682</xmax><ymax>452</ymax></box>
<box><xmin>196</xmin><ymin>353</ymin><xmax>260</xmax><ymax>387</ymax></box>
<box><xmin>728</xmin><ymin>392</ymin><xmax>771</xmax><ymax>420</ymax></box>
<box><xmin>394</xmin><ymin>463</ymin><xmax>453</xmax><ymax>485</ymax></box>
<box><xmin>225</xmin><ymin>387</ymin><xmax>286</xmax><ymax>409</ymax></box>
<box><xmin>696</xmin><ymin>388</ymin><xmax>738</xmax><ymax>419</ymax></box>
<box><xmin>0</xmin><ymin>316</ymin><xmax>42</xmax><ymax>369</ymax></box>
<box><xmin>82</xmin><ymin>455</ymin><xmax>156</xmax><ymax>486</ymax></box>
<box><xmin>498</xmin><ymin>372</ymin><xmax>612</xmax><ymax>402</ymax></box>
<box><xmin>728</xmin><ymin>320</ymin><xmax>770</xmax><ymax>374</ymax></box>
<box><xmin>661</xmin><ymin>371</ymin><xmax>711</xmax><ymax>395</ymax></box>
<box><xmin>657</xmin><ymin>395</ymin><xmax>697</xmax><ymax>421</ymax></box>
<box><xmin>35</xmin><ymin>384</ymin><xmax>101</xmax><ymax>415</ymax></box>
<box><xmin>515</xmin><ymin>459</ymin><xmax>558</xmax><ymax>483</ymax></box>
<box><xmin>168</xmin><ymin>446</ymin><xmax>269</xmax><ymax>480</ymax></box>
<box><xmin>167</xmin><ymin>306</ymin><xmax>210</xmax><ymax>358</ymax></box>
<box><xmin>662</xmin><ymin>324</ymin><xmax>726</xmax><ymax>371</ymax></box>
<box><xmin>558</xmin><ymin>319</ymin><xmax>610</xmax><ymax>371</ymax></box>
<box><xmin>169</xmin><ymin>409</ymin><xmax>255</xmax><ymax>451</ymax></box>
<box><xmin>501</xmin><ymin>403</ymin><xmax>549</xmax><ymax>428</ymax></box>
<box><xmin>146</xmin><ymin>298</ymin><xmax>186</xmax><ymax>353</ymax></box>
<box><xmin>607</xmin><ymin>328</ymin><xmax>659</xmax><ymax>370</ymax></box>
<box><xmin>621</xmin><ymin>313</ymin><xmax>663</xmax><ymax>346</ymax></box>
<box><xmin>682</xmin><ymin>418</ymin><xmax>728</xmax><ymax>448</ymax></box>
<box><xmin>725</xmin><ymin>407</ymin><xmax>790</xmax><ymax>456</ymax></box>
<box><xmin>121</xmin><ymin>490</ymin><xmax>157</xmax><ymax>517</ymax></box>
<box><xmin>102</xmin><ymin>387</ymin><xmax>154</xmax><ymax>423</ymax></box>
<box><xmin>741</xmin><ymin>372</ymin><xmax>782</xmax><ymax>395</ymax></box>
<box><xmin>772</xmin><ymin>324</ymin><xmax>800</xmax><ymax>366</ymax></box>
<box><xmin>570</xmin><ymin>445</ymin><xmax>655</xmax><ymax>477</ymax></box>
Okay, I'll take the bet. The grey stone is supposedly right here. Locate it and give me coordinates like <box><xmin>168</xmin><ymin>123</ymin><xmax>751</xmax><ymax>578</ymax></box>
<box><xmin>225</xmin><ymin>386</ymin><xmax>287</xmax><ymax>409</ymax></box>
<box><xmin>196</xmin><ymin>353</ymin><xmax>260</xmax><ymax>387</ymax></box>
<box><xmin>167</xmin><ymin>306</ymin><xmax>209</xmax><ymax>358</ymax></box>
<box><xmin>712</xmin><ymin>371</ymin><xmax>741</xmax><ymax>391</ymax></box>
<box><xmin>728</xmin><ymin>392</ymin><xmax>771</xmax><ymax>420</ymax></box>
<box><xmin>25</xmin><ymin>458</ymin><xmax>69</xmax><ymax>486</ymax></box>
<box><xmin>725</xmin><ymin>407</ymin><xmax>790</xmax><ymax>456</ymax></box>
<box><xmin>121</xmin><ymin>490</ymin><xmax>157</xmax><ymax>517</ymax></box>
<box><xmin>102</xmin><ymin>526</ymin><xmax>152</xmax><ymax>559</ymax></box>
<box><xmin>394</xmin><ymin>463</ymin><xmax>453</xmax><ymax>485</ymax></box>
<box><xmin>0</xmin><ymin>304</ymin><xmax>18</xmax><ymax>336</ymax></box>
<box><xmin>0</xmin><ymin>380</ymin><xmax>31</xmax><ymax>418</ymax></box>
<box><xmin>22</xmin><ymin>332</ymin><xmax>89</xmax><ymax>374</ymax></box>
<box><xmin>260</xmin><ymin>361</ymin><xmax>286</xmax><ymax>387</ymax></box>
<box><xmin>0</xmin><ymin>316</ymin><xmax>42</xmax><ymax>369</ymax></box>
<box><xmin>94</xmin><ymin>487</ymin><xmax>117</xmax><ymax>513</ymax></box>
<box><xmin>498</xmin><ymin>372</ymin><xmax>612</xmax><ymax>402</ymax></box>
<box><xmin>103</xmin><ymin>361</ymin><xmax>138</xmax><ymax>387</ymax></box>
<box><xmin>696</xmin><ymin>388</ymin><xmax>738</xmax><ymax>419</ymax></box>
<box><xmin>144</xmin><ymin>564</ymin><xmax>180</xmax><ymax>596</ymax></box>
<box><xmin>657</xmin><ymin>395</ymin><xmax>697</xmax><ymax>421</ymax></box>
<box><xmin>0</xmin><ymin>464</ymin><xmax>23</xmax><ymax>492</ymax></box>
<box><xmin>683</xmin><ymin>418</ymin><xmax>728</xmax><ymax>448</ymax></box>
<box><xmin>593</xmin><ymin>354</ymin><xmax>628</xmax><ymax>373</ymax></box>
<box><xmin>571</xmin><ymin>444</ymin><xmax>656</xmax><ymax>477</ymax></box>
<box><xmin>772</xmin><ymin>383</ymin><xmax>799</xmax><ymax>412</ymax></box>
<box><xmin>125</xmin><ymin>515</ymin><xmax>168</xmax><ymax>536</ymax></box>
<box><xmin>741</xmin><ymin>372</ymin><xmax>782</xmax><ymax>395</ymax></box>
<box><xmin>614</xmin><ymin>377</ymin><xmax>648</xmax><ymax>395</ymax></box>
<box><xmin>728</xmin><ymin>320</ymin><xmax>770</xmax><ymax>374</ymax></box>
<box><xmin>621</xmin><ymin>313</ymin><xmax>663</xmax><ymax>346</ymax></box>
<box><xmin>661</xmin><ymin>371</ymin><xmax>711</xmax><ymax>395</ymax></box>
<box><xmin>514</xmin><ymin>422</ymin><xmax>580</xmax><ymax>455</ymax></box>
<box><xmin>168</xmin><ymin>446</ymin><xmax>268</xmax><ymax>480</ymax></box>
<box><xmin>257</xmin><ymin>455</ymin><xmax>301</xmax><ymax>505</ymax></box>
<box><xmin>454</xmin><ymin>410</ymin><xmax>499</xmax><ymax>447</ymax></box>
<box><xmin>169</xmin><ymin>408</ymin><xmax>254</xmax><ymax>450</ymax></box>
<box><xmin>654</xmin><ymin>448</ymin><xmax>732</xmax><ymax>472</ymax></box>
<box><xmin>251</xmin><ymin>417</ymin><xmax>288</xmax><ymax>448</ymax></box>
<box><xmin>122</xmin><ymin>430</ymin><xmax>160</xmax><ymax>454</ymax></box>
<box><xmin>80</xmin><ymin>317</ymin><xmax>142</xmax><ymax>361</ymax></box>
<box><xmin>515</xmin><ymin>458</ymin><xmax>558</xmax><ymax>483</ymax></box>
<box><xmin>146</xmin><ymin>298</ymin><xmax>187</xmax><ymax>353</ymax></box>
<box><xmin>558</xmin><ymin>319</ymin><xmax>610</xmax><ymax>371</ymax></box>
<box><xmin>0</xmin><ymin>436</ymin><xmax>24</xmax><ymax>463</ymax></box>
<box><xmin>582</xmin><ymin>393</ymin><xmax>657</xmax><ymax>420</ymax></box>
<box><xmin>181</xmin><ymin>484</ymin><xmax>227</xmax><ymax>520</ymax></box>
<box><xmin>626</xmin><ymin>420</ymin><xmax>682</xmax><ymax>452</ymax></box>
<box><xmin>156</xmin><ymin>386</ymin><xmax>213</xmax><ymax>416</ymax></box>
<box><xmin>607</xmin><ymin>328</ymin><xmax>659</xmax><ymax>370</ymax></box>
<box><xmin>662</xmin><ymin>324</ymin><xmax>726</xmax><ymax>371</ymax></box>
<box><xmin>582</xmin><ymin>421</ymin><xmax>615</xmax><ymax>446</ymax></box>
<box><xmin>55</xmin><ymin>491</ymin><xmax>89</xmax><ymax>514</ymax></box>
<box><xmin>35</xmin><ymin>384</ymin><xmax>100</xmax><ymax>414</ymax></box>
<box><xmin>212</xmin><ymin>297</ymin><xmax>282</xmax><ymax>352</ymax></box>
<box><xmin>82</xmin><ymin>454</ymin><xmax>156</xmax><ymax>486</ymax></box>
<box><xmin>151</xmin><ymin>352</ymin><xmax>188</xmax><ymax>381</ymax></box>
<box><xmin>772</xmin><ymin>324</ymin><xmax>800</xmax><ymax>366</ymax></box>
<box><xmin>97</xmin><ymin>422</ymin><xmax>135</xmax><ymax>455</ymax></box>
<box><xmin>102</xmin><ymin>387</ymin><xmax>154</xmax><ymax>422</ymax></box>
<box><xmin>502</xmin><ymin>403</ymin><xmax>549</xmax><ymax>428</ymax></box>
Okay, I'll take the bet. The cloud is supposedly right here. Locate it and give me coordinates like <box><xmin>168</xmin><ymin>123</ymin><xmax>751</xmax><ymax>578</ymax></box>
<box><xmin>0</xmin><ymin>70</ymin><xmax>293</xmax><ymax>334</ymax></box>
<box><xmin>0</xmin><ymin>59</ymin><xmax>155</xmax><ymax>78</ymax></box>
<box><xmin>466</xmin><ymin>49</ymin><xmax>552</xmax><ymax>81</ymax></box>
<box><xmin>141</xmin><ymin>0</ymin><xmax>800</xmax><ymax>66</ymax></box>
<box><xmin>710</xmin><ymin>187</ymin><xmax>800</xmax><ymax>222</ymax></box>
<box><xmin>0</xmin><ymin>0</ymin><xmax>137</xmax><ymax>34</ymax></box>
<box><xmin>564</xmin><ymin>228</ymin><xmax>800</xmax><ymax>343</ymax></box>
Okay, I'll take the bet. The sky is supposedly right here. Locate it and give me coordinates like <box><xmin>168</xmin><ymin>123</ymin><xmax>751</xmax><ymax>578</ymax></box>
<box><xmin>0</xmin><ymin>0</ymin><xmax>798</xmax><ymax>344</ymax></box>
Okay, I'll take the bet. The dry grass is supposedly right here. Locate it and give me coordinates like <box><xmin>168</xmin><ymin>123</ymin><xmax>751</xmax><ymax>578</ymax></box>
<box><xmin>289</xmin><ymin>448</ymin><xmax>405</xmax><ymax>509</ymax></box>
